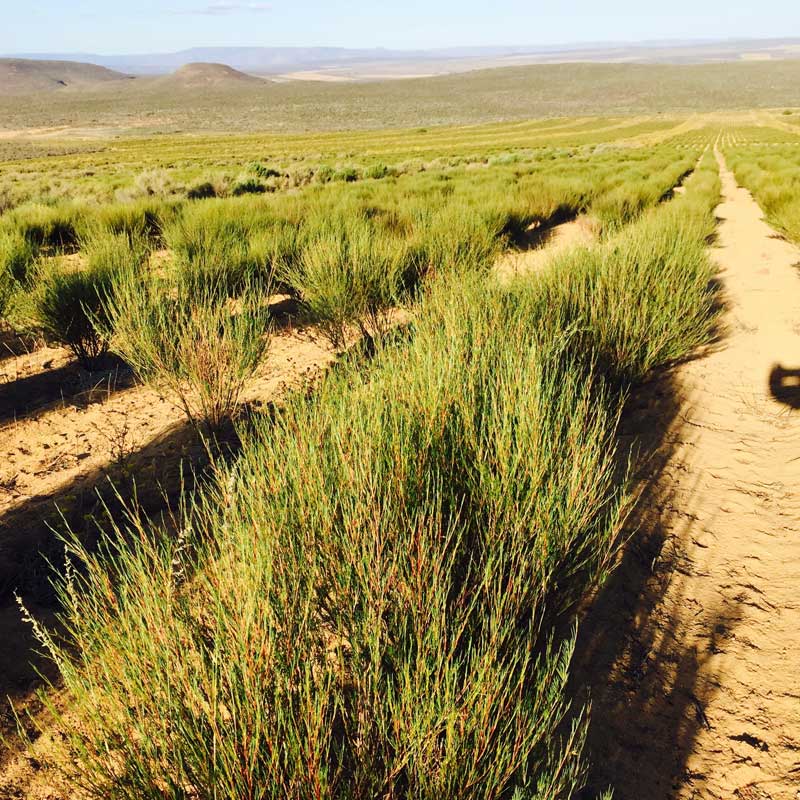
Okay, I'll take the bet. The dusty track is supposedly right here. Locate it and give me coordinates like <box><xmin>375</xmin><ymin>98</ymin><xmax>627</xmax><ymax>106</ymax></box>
<box><xmin>578</xmin><ymin>153</ymin><xmax>800</xmax><ymax>798</ymax></box>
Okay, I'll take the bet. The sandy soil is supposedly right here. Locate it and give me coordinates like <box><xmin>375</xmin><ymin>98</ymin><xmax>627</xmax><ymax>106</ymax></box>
<box><xmin>576</xmin><ymin>152</ymin><xmax>800</xmax><ymax>798</ymax></box>
<box><xmin>0</xmin><ymin>326</ymin><xmax>334</xmax><ymax>524</ymax></box>
<box><xmin>494</xmin><ymin>216</ymin><xmax>598</xmax><ymax>281</ymax></box>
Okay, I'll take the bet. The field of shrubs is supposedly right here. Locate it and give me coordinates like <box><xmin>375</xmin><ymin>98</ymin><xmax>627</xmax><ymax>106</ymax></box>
<box><xmin>0</xmin><ymin>116</ymin><xmax>742</xmax><ymax>796</ymax></box>
<box><xmin>724</xmin><ymin>143</ymin><xmax>800</xmax><ymax>245</ymax></box>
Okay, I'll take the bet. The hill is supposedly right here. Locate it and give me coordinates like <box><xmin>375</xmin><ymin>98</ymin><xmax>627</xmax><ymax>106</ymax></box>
<box><xmin>1</xmin><ymin>60</ymin><xmax>800</xmax><ymax>135</ymax></box>
<box><xmin>155</xmin><ymin>62</ymin><xmax>265</xmax><ymax>89</ymax></box>
<box><xmin>0</xmin><ymin>58</ymin><xmax>131</xmax><ymax>94</ymax></box>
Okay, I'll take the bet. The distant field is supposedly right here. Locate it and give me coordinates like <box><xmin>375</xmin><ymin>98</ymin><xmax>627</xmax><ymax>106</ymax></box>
<box><xmin>0</xmin><ymin>114</ymin><xmax>690</xmax><ymax>205</ymax></box>
<box><xmin>1</xmin><ymin>60</ymin><xmax>800</xmax><ymax>136</ymax></box>
<box><xmin>1</xmin><ymin>109</ymin><xmax>797</xmax><ymax>208</ymax></box>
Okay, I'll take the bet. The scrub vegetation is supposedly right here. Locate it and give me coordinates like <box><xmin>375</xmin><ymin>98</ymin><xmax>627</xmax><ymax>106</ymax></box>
<box><xmin>6</xmin><ymin>112</ymin><xmax>792</xmax><ymax>799</ymax></box>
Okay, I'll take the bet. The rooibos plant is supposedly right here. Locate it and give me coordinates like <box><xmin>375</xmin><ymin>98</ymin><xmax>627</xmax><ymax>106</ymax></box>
<box><xmin>32</xmin><ymin>231</ymin><xmax>146</xmax><ymax>370</ymax></box>
<box><xmin>104</xmin><ymin>271</ymin><xmax>270</xmax><ymax>434</ymax></box>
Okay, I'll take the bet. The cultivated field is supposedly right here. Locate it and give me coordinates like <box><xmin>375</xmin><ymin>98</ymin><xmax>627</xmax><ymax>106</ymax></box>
<box><xmin>0</xmin><ymin>109</ymin><xmax>799</xmax><ymax>798</ymax></box>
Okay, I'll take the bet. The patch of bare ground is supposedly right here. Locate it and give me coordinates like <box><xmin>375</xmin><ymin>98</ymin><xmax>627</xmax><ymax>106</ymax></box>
<box><xmin>575</xmin><ymin>152</ymin><xmax>800</xmax><ymax>798</ymax></box>
<box><xmin>494</xmin><ymin>215</ymin><xmax>598</xmax><ymax>281</ymax></box>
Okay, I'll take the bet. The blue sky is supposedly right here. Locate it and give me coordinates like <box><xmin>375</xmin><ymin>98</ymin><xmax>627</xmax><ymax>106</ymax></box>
<box><xmin>4</xmin><ymin>0</ymin><xmax>798</xmax><ymax>54</ymax></box>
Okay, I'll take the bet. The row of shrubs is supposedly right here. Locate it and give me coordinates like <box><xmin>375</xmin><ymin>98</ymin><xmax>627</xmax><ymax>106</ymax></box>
<box><xmin>0</xmin><ymin>147</ymin><xmax>701</xmax><ymax>445</ymax></box>
<box><xmin>1</xmin><ymin>144</ymin><xmax>696</xmax><ymax>256</ymax></box>
<box><xmin>725</xmin><ymin>144</ymin><xmax>800</xmax><ymax>244</ymax></box>
<box><xmin>1</xmin><ymin>147</ymin><xmax>697</xmax><ymax>387</ymax></box>
<box><xmin>17</xmin><ymin>152</ymin><xmax>724</xmax><ymax>798</ymax></box>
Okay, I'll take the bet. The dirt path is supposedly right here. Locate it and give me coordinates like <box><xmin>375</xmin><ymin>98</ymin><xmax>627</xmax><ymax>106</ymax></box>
<box><xmin>578</xmin><ymin>152</ymin><xmax>800</xmax><ymax>798</ymax></box>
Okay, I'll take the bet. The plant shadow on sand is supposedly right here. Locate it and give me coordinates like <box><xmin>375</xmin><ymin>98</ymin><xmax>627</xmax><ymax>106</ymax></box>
<box><xmin>0</xmin><ymin>409</ymin><xmax>252</xmax><ymax>769</ymax></box>
<box><xmin>768</xmin><ymin>363</ymin><xmax>800</xmax><ymax>410</ymax></box>
<box><xmin>0</xmin><ymin>357</ymin><xmax>135</xmax><ymax>425</ymax></box>
<box><xmin>572</xmin><ymin>366</ymin><xmax>744</xmax><ymax>799</ymax></box>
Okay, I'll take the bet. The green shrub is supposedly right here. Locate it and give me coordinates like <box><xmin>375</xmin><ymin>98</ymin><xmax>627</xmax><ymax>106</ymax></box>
<box><xmin>165</xmin><ymin>207</ymin><xmax>257</xmax><ymax>295</ymax></box>
<box><xmin>525</xmin><ymin>155</ymin><xmax>721</xmax><ymax>384</ymax></box>
<box><xmin>32</xmin><ymin>265</ymin><xmax>115</xmax><ymax>370</ymax></box>
<box><xmin>130</xmin><ymin>169</ymin><xmax>173</xmax><ymax>199</ymax></box>
<box><xmin>103</xmin><ymin>272</ymin><xmax>270</xmax><ymax>433</ymax></box>
<box><xmin>87</xmin><ymin>199</ymin><xmax>176</xmax><ymax>243</ymax></box>
<box><xmin>7</xmin><ymin>203</ymin><xmax>82</xmax><ymax>251</ymax></box>
<box><xmin>0</xmin><ymin>228</ymin><xmax>39</xmax><ymax>288</ymax></box>
<box><xmin>249</xmin><ymin>221</ymin><xmax>302</xmax><ymax>294</ymax></box>
<box><xmin>31</xmin><ymin>231</ymin><xmax>149</xmax><ymax>368</ymax></box>
<box><xmin>363</xmin><ymin>163</ymin><xmax>391</xmax><ymax>180</ymax></box>
<box><xmin>315</xmin><ymin>164</ymin><xmax>336</xmax><ymax>183</ymax></box>
<box><xmin>488</xmin><ymin>152</ymin><xmax>523</xmax><ymax>166</ymax></box>
<box><xmin>248</xmin><ymin>162</ymin><xmax>282</xmax><ymax>179</ymax></box>
<box><xmin>283</xmin><ymin>216</ymin><xmax>413</xmax><ymax>349</ymax></box>
<box><xmin>0</xmin><ymin>263</ymin><xmax>14</xmax><ymax>321</ymax></box>
<box><xmin>333</xmin><ymin>167</ymin><xmax>360</xmax><ymax>183</ymax></box>
<box><xmin>414</xmin><ymin>203</ymin><xmax>504</xmax><ymax>275</ymax></box>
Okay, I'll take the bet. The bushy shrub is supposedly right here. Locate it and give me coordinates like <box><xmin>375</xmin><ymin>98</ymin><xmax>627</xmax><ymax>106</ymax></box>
<box><xmin>283</xmin><ymin>216</ymin><xmax>413</xmax><ymax>349</ymax></box>
<box><xmin>103</xmin><ymin>272</ymin><xmax>270</xmax><ymax>433</ymax></box>
<box><xmin>32</xmin><ymin>260</ymin><xmax>118</xmax><ymax>371</ymax></box>
<box><xmin>334</xmin><ymin>166</ymin><xmax>360</xmax><ymax>183</ymax></box>
<box><xmin>248</xmin><ymin>162</ymin><xmax>282</xmax><ymax>179</ymax></box>
<box><xmin>249</xmin><ymin>221</ymin><xmax>302</xmax><ymax>295</ymax></box>
<box><xmin>86</xmin><ymin>199</ymin><xmax>177</xmax><ymax>243</ymax></box>
<box><xmin>488</xmin><ymin>152</ymin><xmax>523</xmax><ymax>166</ymax></box>
<box><xmin>0</xmin><ymin>263</ymin><xmax>14</xmax><ymax>321</ymax></box>
<box><xmin>132</xmin><ymin>169</ymin><xmax>173</xmax><ymax>198</ymax></box>
<box><xmin>315</xmin><ymin>164</ymin><xmax>336</xmax><ymax>183</ymax></box>
<box><xmin>414</xmin><ymin>203</ymin><xmax>505</xmax><ymax>275</ymax></box>
<box><xmin>165</xmin><ymin>208</ymin><xmax>256</xmax><ymax>295</ymax></box>
<box><xmin>0</xmin><ymin>228</ymin><xmax>39</xmax><ymax>288</ymax></box>
<box><xmin>363</xmin><ymin>163</ymin><xmax>391</xmax><ymax>180</ymax></box>
<box><xmin>7</xmin><ymin>203</ymin><xmax>82</xmax><ymax>251</ymax></box>
<box><xmin>525</xmin><ymin>153</ymin><xmax>721</xmax><ymax>385</ymax></box>
<box><xmin>0</xmin><ymin>188</ymin><xmax>15</xmax><ymax>215</ymax></box>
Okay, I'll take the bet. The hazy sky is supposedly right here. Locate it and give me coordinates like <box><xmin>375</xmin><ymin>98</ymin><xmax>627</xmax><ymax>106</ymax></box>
<box><xmin>3</xmin><ymin>0</ymin><xmax>798</xmax><ymax>54</ymax></box>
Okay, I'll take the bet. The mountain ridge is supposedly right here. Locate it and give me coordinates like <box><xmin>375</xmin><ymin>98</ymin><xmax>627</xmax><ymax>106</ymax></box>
<box><xmin>6</xmin><ymin>38</ymin><xmax>800</xmax><ymax>77</ymax></box>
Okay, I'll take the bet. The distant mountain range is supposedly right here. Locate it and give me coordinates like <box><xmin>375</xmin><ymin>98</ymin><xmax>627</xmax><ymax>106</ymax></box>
<box><xmin>6</xmin><ymin>38</ymin><xmax>800</xmax><ymax>77</ymax></box>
